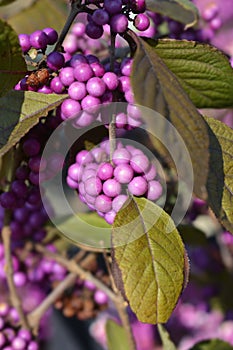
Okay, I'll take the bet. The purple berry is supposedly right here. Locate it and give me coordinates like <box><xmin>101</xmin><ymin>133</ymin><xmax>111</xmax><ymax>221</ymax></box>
<box><xmin>86</xmin><ymin>22</ymin><xmax>104</xmax><ymax>39</ymax></box>
<box><xmin>97</xmin><ymin>162</ymin><xmax>114</xmax><ymax>180</ymax></box>
<box><xmin>63</xmin><ymin>33</ymin><xmax>79</xmax><ymax>54</ymax></box>
<box><xmin>84</xmin><ymin>176</ymin><xmax>102</xmax><ymax>196</ymax></box>
<box><xmin>69</xmin><ymin>54</ymin><xmax>88</xmax><ymax>68</ymax></box>
<box><xmin>59</xmin><ymin>67</ymin><xmax>75</xmax><ymax>86</ymax></box>
<box><xmin>134</xmin><ymin>13</ymin><xmax>150</xmax><ymax>31</ymax></box>
<box><xmin>23</xmin><ymin>138</ymin><xmax>40</xmax><ymax>157</ymax></box>
<box><xmin>76</xmin><ymin>150</ymin><xmax>94</xmax><ymax>165</ymax></box>
<box><xmin>18</xmin><ymin>34</ymin><xmax>31</xmax><ymax>52</ymax></box>
<box><xmin>94</xmin><ymin>290</ymin><xmax>108</xmax><ymax>304</ymax></box>
<box><xmin>103</xmin><ymin>179</ymin><xmax>121</xmax><ymax>197</ymax></box>
<box><xmin>114</xmin><ymin>163</ymin><xmax>134</xmax><ymax>183</ymax></box>
<box><xmin>68</xmin><ymin>82</ymin><xmax>87</xmax><ymax>101</ymax></box>
<box><xmin>47</xmin><ymin>51</ymin><xmax>65</xmax><ymax>71</ymax></box>
<box><xmin>11</xmin><ymin>336</ymin><xmax>27</xmax><ymax>350</ymax></box>
<box><xmin>61</xmin><ymin>99</ymin><xmax>81</xmax><ymax>119</ymax></box>
<box><xmin>110</xmin><ymin>14</ymin><xmax>128</xmax><ymax>33</ymax></box>
<box><xmin>0</xmin><ymin>192</ymin><xmax>17</xmax><ymax>209</ymax></box>
<box><xmin>90</xmin><ymin>62</ymin><xmax>105</xmax><ymax>77</ymax></box>
<box><xmin>112</xmin><ymin>194</ymin><xmax>128</xmax><ymax>212</ymax></box>
<box><xmin>73</xmin><ymin>63</ymin><xmax>93</xmax><ymax>82</ymax></box>
<box><xmin>86</xmin><ymin>77</ymin><xmax>106</xmax><ymax>97</ymax></box>
<box><xmin>18</xmin><ymin>329</ymin><xmax>32</xmax><ymax>342</ymax></box>
<box><xmin>102</xmin><ymin>72</ymin><xmax>118</xmax><ymax>90</ymax></box>
<box><xmin>43</xmin><ymin>27</ymin><xmax>58</xmax><ymax>45</ymax></box>
<box><xmin>50</xmin><ymin>77</ymin><xmax>65</xmax><ymax>94</ymax></box>
<box><xmin>72</xmin><ymin>22</ymin><xmax>86</xmax><ymax>37</ymax></box>
<box><xmin>95</xmin><ymin>194</ymin><xmax>112</xmax><ymax>213</ymax></box>
<box><xmin>131</xmin><ymin>0</ymin><xmax>146</xmax><ymax>13</ymax></box>
<box><xmin>30</xmin><ymin>30</ymin><xmax>48</xmax><ymax>50</ymax></box>
<box><xmin>104</xmin><ymin>0</ymin><xmax>122</xmax><ymax>14</ymax></box>
<box><xmin>81</xmin><ymin>95</ymin><xmax>100</xmax><ymax>110</ymax></box>
<box><xmin>92</xmin><ymin>9</ymin><xmax>110</xmax><ymax>25</ymax></box>
<box><xmin>13</xmin><ymin>272</ymin><xmax>27</xmax><ymax>287</ymax></box>
<box><xmin>112</xmin><ymin>148</ymin><xmax>131</xmax><ymax>165</ymax></box>
<box><xmin>130</xmin><ymin>154</ymin><xmax>150</xmax><ymax>173</ymax></box>
<box><xmin>147</xmin><ymin>180</ymin><xmax>162</xmax><ymax>200</ymax></box>
<box><xmin>120</xmin><ymin>58</ymin><xmax>132</xmax><ymax>76</ymax></box>
<box><xmin>118</xmin><ymin>76</ymin><xmax>130</xmax><ymax>92</ymax></box>
<box><xmin>68</xmin><ymin>163</ymin><xmax>83</xmax><ymax>181</ymax></box>
<box><xmin>67</xmin><ymin>176</ymin><xmax>79</xmax><ymax>189</ymax></box>
<box><xmin>27</xmin><ymin>341</ymin><xmax>39</xmax><ymax>350</ymax></box>
<box><xmin>128</xmin><ymin>176</ymin><xmax>148</xmax><ymax>196</ymax></box>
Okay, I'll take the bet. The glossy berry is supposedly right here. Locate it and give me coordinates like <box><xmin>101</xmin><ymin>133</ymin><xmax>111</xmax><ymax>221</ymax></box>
<box><xmin>86</xmin><ymin>77</ymin><xmax>106</xmax><ymax>97</ymax></box>
<box><xmin>134</xmin><ymin>13</ymin><xmax>150</xmax><ymax>31</ymax></box>
<box><xmin>128</xmin><ymin>176</ymin><xmax>148</xmax><ymax>196</ymax></box>
<box><xmin>110</xmin><ymin>14</ymin><xmax>128</xmax><ymax>33</ymax></box>
<box><xmin>42</xmin><ymin>27</ymin><xmax>58</xmax><ymax>45</ymax></box>
<box><xmin>104</xmin><ymin>0</ymin><xmax>122</xmax><ymax>14</ymax></box>
<box><xmin>30</xmin><ymin>30</ymin><xmax>48</xmax><ymax>50</ymax></box>
<box><xmin>86</xmin><ymin>22</ymin><xmax>104</xmax><ymax>39</ymax></box>
<box><xmin>18</xmin><ymin>34</ymin><xmax>31</xmax><ymax>52</ymax></box>
<box><xmin>47</xmin><ymin>52</ymin><xmax>65</xmax><ymax>71</ymax></box>
<box><xmin>92</xmin><ymin>9</ymin><xmax>110</xmax><ymax>25</ymax></box>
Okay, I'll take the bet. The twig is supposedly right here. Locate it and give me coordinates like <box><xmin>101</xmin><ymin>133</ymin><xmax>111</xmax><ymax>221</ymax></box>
<box><xmin>2</xmin><ymin>226</ymin><xmax>30</xmax><ymax>329</ymax></box>
<box><xmin>27</xmin><ymin>272</ymin><xmax>77</xmax><ymax>334</ymax></box>
<box><xmin>34</xmin><ymin>244</ymin><xmax>136</xmax><ymax>350</ymax></box>
<box><xmin>103</xmin><ymin>251</ymin><xmax>118</xmax><ymax>294</ymax></box>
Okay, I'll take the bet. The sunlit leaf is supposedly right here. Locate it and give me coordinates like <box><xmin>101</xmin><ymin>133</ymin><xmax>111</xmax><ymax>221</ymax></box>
<box><xmin>158</xmin><ymin>324</ymin><xmax>177</xmax><ymax>350</ymax></box>
<box><xmin>112</xmin><ymin>196</ymin><xmax>186</xmax><ymax>324</ymax></box>
<box><xmin>0</xmin><ymin>90</ymin><xmax>67</xmax><ymax>156</ymax></box>
<box><xmin>131</xmin><ymin>36</ymin><xmax>209</xmax><ymax>198</ymax></box>
<box><xmin>152</xmin><ymin>39</ymin><xmax>233</xmax><ymax>108</ymax></box>
<box><xmin>204</xmin><ymin>117</ymin><xmax>233</xmax><ymax>233</ymax></box>
<box><xmin>106</xmin><ymin>320</ymin><xmax>130</xmax><ymax>350</ymax></box>
<box><xmin>146</xmin><ymin>0</ymin><xmax>198</xmax><ymax>28</ymax></box>
<box><xmin>0</xmin><ymin>19</ymin><xmax>26</xmax><ymax>97</ymax></box>
<box><xmin>190</xmin><ymin>339</ymin><xmax>233</xmax><ymax>350</ymax></box>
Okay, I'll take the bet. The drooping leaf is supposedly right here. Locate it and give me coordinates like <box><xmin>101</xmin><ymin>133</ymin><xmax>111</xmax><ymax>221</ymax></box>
<box><xmin>157</xmin><ymin>324</ymin><xmax>177</xmax><ymax>350</ymax></box>
<box><xmin>151</xmin><ymin>39</ymin><xmax>233</xmax><ymax>108</ymax></box>
<box><xmin>0</xmin><ymin>90</ymin><xmax>67</xmax><ymax>156</ymax></box>
<box><xmin>0</xmin><ymin>19</ymin><xmax>26</xmax><ymax>97</ymax></box>
<box><xmin>106</xmin><ymin>320</ymin><xmax>130</xmax><ymax>350</ymax></box>
<box><xmin>0</xmin><ymin>0</ymin><xmax>17</xmax><ymax>6</ymax></box>
<box><xmin>204</xmin><ymin>116</ymin><xmax>233</xmax><ymax>233</ymax></box>
<box><xmin>6</xmin><ymin>0</ymin><xmax>68</xmax><ymax>34</ymax></box>
<box><xmin>190</xmin><ymin>339</ymin><xmax>233</xmax><ymax>350</ymax></box>
<box><xmin>112</xmin><ymin>196</ymin><xmax>186</xmax><ymax>324</ymax></box>
<box><xmin>131</xmin><ymin>35</ymin><xmax>209</xmax><ymax>198</ymax></box>
<box><xmin>146</xmin><ymin>0</ymin><xmax>198</xmax><ymax>28</ymax></box>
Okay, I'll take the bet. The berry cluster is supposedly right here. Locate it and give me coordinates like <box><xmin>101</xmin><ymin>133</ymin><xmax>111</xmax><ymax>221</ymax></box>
<box><xmin>67</xmin><ymin>140</ymin><xmax>163</xmax><ymax>224</ymax></box>
<box><xmin>0</xmin><ymin>117</ymin><xmax>63</xmax><ymax>244</ymax></box>
<box><xmin>0</xmin><ymin>310</ymin><xmax>39</xmax><ymax>350</ymax></box>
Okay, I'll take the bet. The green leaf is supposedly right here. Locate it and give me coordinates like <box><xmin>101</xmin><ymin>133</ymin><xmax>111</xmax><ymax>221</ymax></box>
<box><xmin>145</xmin><ymin>0</ymin><xmax>198</xmax><ymax>28</ymax></box>
<box><xmin>190</xmin><ymin>339</ymin><xmax>233</xmax><ymax>350</ymax></box>
<box><xmin>112</xmin><ymin>196</ymin><xmax>186</xmax><ymax>324</ymax></box>
<box><xmin>0</xmin><ymin>19</ymin><xmax>26</xmax><ymax>97</ymax></box>
<box><xmin>106</xmin><ymin>320</ymin><xmax>130</xmax><ymax>350</ymax></box>
<box><xmin>0</xmin><ymin>0</ymin><xmax>17</xmax><ymax>6</ymax></box>
<box><xmin>204</xmin><ymin>117</ymin><xmax>233</xmax><ymax>233</ymax></box>
<box><xmin>151</xmin><ymin>39</ymin><xmax>233</xmax><ymax>108</ymax></box>
<box><xmin>6</xmin><ymin>0</ymin><xmax>68</xmax><ymax>34</ymax></box>
<box><xmin>157</xmin><ymin>324</ymin><xmax>177</xmax><ymax>350</ymax></box>
<box><xmin>0</xmin><ymin>90</ymin><xmax>67</xmax><ymax>156</ymax></box>
<box><xmin>131</xmin><ymin>36</ymin><xmax>209</xmax><ymax>199</ymax></box>
<box><xmin>55</xmin><ymin>212</ymin><xmax>111</xmax><ymax>251</ymax></box>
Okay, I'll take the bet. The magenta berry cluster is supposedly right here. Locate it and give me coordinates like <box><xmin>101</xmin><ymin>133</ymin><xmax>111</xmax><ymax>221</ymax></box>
<box><xmin>0</xmin><ymin>311</ymin><xmax>39</xmax><ymax>350</ymax></box>
<box><xmin>67</xmin><ymin>140</ymin><xmax>163</xmax><ymax>224</ymax></box>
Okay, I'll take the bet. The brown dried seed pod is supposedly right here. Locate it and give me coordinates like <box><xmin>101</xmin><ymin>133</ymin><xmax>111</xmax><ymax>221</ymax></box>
<box><xmin>26</xmin><ymin>68</ymin><xmax>50</xmax><ymax>87</ymax></box>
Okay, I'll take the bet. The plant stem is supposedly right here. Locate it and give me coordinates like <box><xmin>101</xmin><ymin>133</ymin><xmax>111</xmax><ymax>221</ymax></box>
<box><xmin>28</xmin><ymin>272</ymin><xmax>77</xmax><ymax>334</ymax></box>
<box><xmin>54</xmin><ymin>1</ymin><xmax>84</xmax><ymax>52</ymax></box>
<box><xmin>2</xmin><ymin>226</ymin><xmax>30</xmax><ymax>330</ymax></box>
